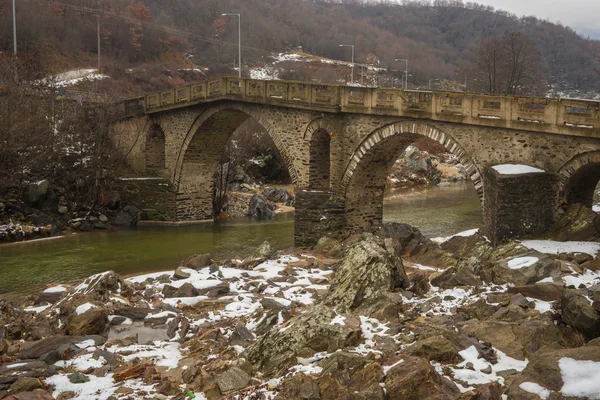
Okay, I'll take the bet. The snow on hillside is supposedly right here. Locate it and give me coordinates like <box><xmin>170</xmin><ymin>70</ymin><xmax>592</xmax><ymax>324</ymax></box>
<box><xmin>38</xmin><ymin>69</ymin><xmax>108</xmax><ymax>87</ymax></box>
<box><xmin>249</xmin><ymin>51</ymin><xmax>386</xmax><ymax>82</ymax></box>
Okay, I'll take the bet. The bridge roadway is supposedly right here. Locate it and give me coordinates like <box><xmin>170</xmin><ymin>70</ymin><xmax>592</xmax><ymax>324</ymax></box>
<box><xmin>142</xmin><ymin>77</ymin><xmax>600</xmax><ymax>138</ymax></box>
<box><xmin>111</xmin><ymin>77</ymin><xmax>600</xmax><ymax>245</ymax></box>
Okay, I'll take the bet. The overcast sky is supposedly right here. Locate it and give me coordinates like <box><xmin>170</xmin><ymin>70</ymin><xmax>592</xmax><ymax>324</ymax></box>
<box><xmin>470</xmin><ymin>0</ymin><xmax>600</xmax><ymax>35</ymax></box>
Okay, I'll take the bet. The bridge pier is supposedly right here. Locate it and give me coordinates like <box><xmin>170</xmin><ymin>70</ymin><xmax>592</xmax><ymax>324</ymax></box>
<box><xmin>482</xmin><ymin>166</ymin><xmax>560</xmax><ymax>244</ymax></box>
<box><xmin>294</xmin><ymin>191</ymin><xmax>346</xmax><ymax>246</ymax></box>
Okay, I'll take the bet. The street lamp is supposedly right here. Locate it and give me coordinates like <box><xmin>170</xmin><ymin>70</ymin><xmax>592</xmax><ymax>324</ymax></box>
<box><xmin>339</xmin><ymin>44</ymin><xmax>354</xmax><ymax>85</ymax></box>
<box><xmin>12</xmin><ymin>0</ymin><xmax>17</xmax><ymax>54</ymax></box>
<box><xmin>395</xmin><ymin>58</ymin><xmax>408</xmax><ymax>89</ymax></box>
<box><xmin>222</xmin><ymin>13</ymin><xmax>241</xmax><ymax>78</ymax></box>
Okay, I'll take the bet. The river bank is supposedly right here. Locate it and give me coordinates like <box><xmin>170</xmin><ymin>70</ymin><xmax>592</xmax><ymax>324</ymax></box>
<box><xmin>0</xmin><ymin>184</ymin><xmax>482</xmax><ymax>300</ymax></box>
<box><xmin>3</xmin><ymin>215</ymin><xmax>600</xmax><ymax>399</ymax></box>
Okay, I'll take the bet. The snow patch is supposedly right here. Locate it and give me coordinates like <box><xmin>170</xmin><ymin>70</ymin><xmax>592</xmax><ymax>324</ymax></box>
<box><xmin>383</xmin><ymin>359</ymin><xmax>405</xmax><ymax>375</ymax></box>
<box><xmin>507</xmin><ymin>256</ymin><xmax>539</xmax><ymax>269</ymax></box>
<box><xmin>431</xmin><ymin>228</ymin><xmax>479</xmax><ymax>244</ymax></box>
<box><xmin>521</xmin><ymin>240</ymin><xmax>600</xmax><ymax>256</ymax></box>
<box><xmin>330</xmin><ymin>315</ymin><xmax>346</xmax><ymax>326</ymax></box>
<box><xmin>519</xmin><ymin>382</ymin><xmax>551</xmax><ymax>399</ymax></box>
<box><xmin>559</xmin><ymin>357</ymin><xmax>600</xmax><ymax>399</ymax></box>
<box><xmin>75</xmin><ymin>303</ymin><xmax>96</xmax><ymax>315</ymax></box>
<box><xmin>44</xmin><ymin>285</ymin><xmax>67</xmax><ymax>293</ymax></box>
<box><xmin>452</xmin><ymin>345</ymin><xmax>528</xmax><ymax>386</ymax></box>
<box><xmin>492</xmin><ymin>164</ymin><xmax>545</xmax><ymax>175</ymax></box>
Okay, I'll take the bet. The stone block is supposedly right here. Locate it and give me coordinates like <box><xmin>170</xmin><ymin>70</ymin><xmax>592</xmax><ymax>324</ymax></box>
<box><xmin>483</xmin><ymin>166</ymin><xmax>559</xmax><ymax>244</ymax></box>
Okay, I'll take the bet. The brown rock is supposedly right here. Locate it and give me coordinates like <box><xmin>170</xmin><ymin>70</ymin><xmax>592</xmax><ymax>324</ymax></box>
<box><xmin>113</xmin><ymin>365</ymin><xmax>146</xmax><ymax>382</ymax></box>
<box><xmin>66</xmin><ymin>305</ymin><xmax>108</xmax><ymax>336</ymax></box>
<box><xmin>8</xmin><ymin>378</ymin><xmax>43</xmax><ymax>394</ymax></box>
<box><xmin>314</xmin><ymin>237</ymin><xmax>343</xmax><ymax>258</ymax></box>
<box><xmin>18</xmin><ymin>336</ymin><xmax>75</xmax><ymax>360</ymax></box>
<box><xmin>430</xmin><ymin>264</ymin><xmax>482</xmax><ymax>288</ymax></box>
<box><xmin>184</xmin><ymin>253</ymin><xmax>213</xmax><ymax>270</ymax></box>
<box><xmin>114</xmin><ymin>386</ymin><xmax>133</xmax><ymax>395</ymax></box>
<box><xmin>458</xmin><ymin>382</ymin><xmax>502</xmax><ymax>400</ymax></box>
<box><xmin>561</xmin><ymin>289</ymin><xmax>600</xmax><ymax>339</ymax></box>
<box><xmin>507</xmin><ymin>283</ymin><xmax>564</xmax><ymax>302</ymax></box>
<box><xmin>405</xmin><ymin>335</ymin><xmax>461</xmax><ymax>363</ymax></box>
<box><xmin>173</xmin><ymin>266</ymin><xmax>191</xmax><ymax>280</ymax></box>
<box><xmin>113</xmin><ymin>307</ymin><xmax>152</xmax><ymax>321</ymax></box>
<box><xmin>215</xmin><ymin>367</ymin><xmax>251</xmax><ymax>393</ymax></box>
<box><xmin>4</xmin><ymin>389</ymin><xmax>55</xmax><ymax>400</ymax></box>
<box><xmin>507</xmin><ymin>344</ymin><xmax>600</xmax><ymax>398</ymax></box>
<box><xmin>384</xmin><ymin>355</ymin><xmax>460</xmax><ymax>399</ymax></box>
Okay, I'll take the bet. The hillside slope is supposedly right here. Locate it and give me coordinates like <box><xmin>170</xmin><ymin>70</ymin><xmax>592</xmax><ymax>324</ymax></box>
<box><xmin>1</xmin><ymin>0</ymin><xmax>599</xmax><ymax>94</ymax></box>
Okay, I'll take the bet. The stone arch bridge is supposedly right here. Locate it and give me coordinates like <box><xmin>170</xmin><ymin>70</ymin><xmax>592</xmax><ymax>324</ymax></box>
<box><xmin>111</xmin><ymin>77</ymin><xmax>600</xmax><ymax>245</ymax></box>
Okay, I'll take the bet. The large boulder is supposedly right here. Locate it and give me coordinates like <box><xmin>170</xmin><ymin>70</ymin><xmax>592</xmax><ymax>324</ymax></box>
<box><xmin>314</xmin><ymin>237</ymin><xmax>342</xmax><ymax>258</ymax></box>
<box><xmin>263</xmin><ymin>187</ymin><xmax>294</xmax><ymax>206</ymax></box>
<box><xmin>248</xmin><ymin>194</ymin><xmax>274</xmax><ymax>219</ymax></box>
<box><xmin>245</xmin><ymin>236</ymin><xmax>408</xmax><ymax>371</ymax></box>
<box><xmin>561</xmin><ymin>289</ymin><xmax>600</xmax><ymax>339</ymax></box>
<box><xmin>377</xmin><ymin>222</ymin><xmax>424</xmax><ymax>252</ymax></box>
<box><xmin>64</xmin><ymin>302</ymin><xmax>108</xmax><ymax>336</ymax></box>
<box><xmin>24</xmin><ymin>180</ymin><xmax>49</xmax><ymax>206</ymax></box>
<box><xmin>244</xmin><ymin>304</ymin><xmax>362</xmax><ymax>371</ymax></box>
<box><xmin>115</xmin><ymin>205</ymin><xmax>139</xmax><ymax>227</ymax></box>
<box><xmin>322</xmin><ymin>235</ymin><xmax>408</xmax><ymax>314</ymax></box>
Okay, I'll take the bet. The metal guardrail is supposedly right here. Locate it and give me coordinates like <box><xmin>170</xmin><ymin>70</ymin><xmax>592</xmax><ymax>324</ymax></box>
<box><xmin>142</xmin><ymin>77</ymin><xmax>600</xmax><ymax>136</ymax></box>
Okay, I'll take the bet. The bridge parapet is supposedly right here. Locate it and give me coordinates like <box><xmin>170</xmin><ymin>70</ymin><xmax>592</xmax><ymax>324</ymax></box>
<box><xmin>142</xmin><ymin>77</ymin><xmax>600</xmax><ymax>138</ymax></box>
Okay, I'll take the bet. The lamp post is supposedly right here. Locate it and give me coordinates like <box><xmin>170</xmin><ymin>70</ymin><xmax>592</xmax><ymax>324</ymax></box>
<box><xmin>12</xmin><ymin>0</ymin><xmax>17</xmax><ymax>54</ymax></box>
<box><xmin>222</xmin><ymin>13</ymin><xmax>241</xmax><ymax>78</ymax></box>
<box><xmin>339</xmin><ymin>44</ymin><xmax>354</xmax><ymax>85</ymax></box>
<box><xmin>395</xmin><ymin>58</ymin><xmax>408</xmax><ymax>89</ymax></box>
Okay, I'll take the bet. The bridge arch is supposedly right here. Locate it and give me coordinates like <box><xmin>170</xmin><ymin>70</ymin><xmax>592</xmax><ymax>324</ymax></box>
<box><xmin>305</xmin><ymin>118</ymin><xmax>334</xmax><ymax>191</ymax></box>
<box><xmin>341</xmin><ymin>121</ymin><xmax>484</xmax><ymax>231</ymax></box>
<box><xmin>172</xmin><ymin>103</ymin><xmax>299</xmax><ymax>220</ymax></box>
<box><xmin>558</xmin><ymin>151</ymin><xmax>600</xmax><ymax>208</ymax></box>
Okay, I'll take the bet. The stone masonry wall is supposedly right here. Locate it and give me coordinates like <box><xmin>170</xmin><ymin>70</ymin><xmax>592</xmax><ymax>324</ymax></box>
<box><xmin>483</xmin><ymin>167</ymin><xmax>559</xmax><ymax>244</ymax></box>
<box><xmin>119</xmin><ymin>178</ymin><xmax>177</xmax><ymax>221</ymax></box>
<box><xmin>294</xmin><ymin>191</ymin><xmax>346</xmax><ymax>246</ymax></box>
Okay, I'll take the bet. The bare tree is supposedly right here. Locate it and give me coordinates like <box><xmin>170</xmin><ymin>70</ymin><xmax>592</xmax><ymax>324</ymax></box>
<box><xmin>467</xmin><ymin>31</ymin><xmax>543</xmax><ymax>95</ymax></box>
<box><xmin>501</xmin><ymin>31</ymin><xmax>543</xmax><ymax>95</ymax></box>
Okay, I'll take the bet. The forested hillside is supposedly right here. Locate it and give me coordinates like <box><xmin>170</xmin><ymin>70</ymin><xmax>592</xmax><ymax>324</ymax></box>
<box><xmin>1</xmin><ymin>0</ymin><xmax>599</xmax><ymax>93</ymax></box>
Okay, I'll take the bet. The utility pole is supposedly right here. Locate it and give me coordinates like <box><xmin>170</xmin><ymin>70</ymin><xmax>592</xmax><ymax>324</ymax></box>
<box><xmin>12</xmin><ymin>0</ymin><xmax>17</xmax><ymax>54</ymax></box>
<box><xmin>97</xmin><ymin>15</ymin><xmax>101</xmax><ymax>74</ymax></box>
<box><xmin>222</xmin><ymin>13</ymin><xmax>241</xmax><ymax>78</ymax></box>
<box><xmin>96</xmin><ymin>14</ymin><xmax>101</xmax><ymax>92</ymax></box>
<box><xmin>395</xmin><ymin>58</ymin><xmax>408</xmax><ymax>89</ymax></box>
<box><xmin>339</xmin><ymin>44</ymin><xmax>355</xmax><ymax>85</ymax></box>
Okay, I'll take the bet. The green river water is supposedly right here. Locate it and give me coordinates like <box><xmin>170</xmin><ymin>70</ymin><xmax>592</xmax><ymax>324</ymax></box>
<box><xmin>0</xmin><ymin>183</ymin><xmax>481</xmax><ymax>299</ymax></box>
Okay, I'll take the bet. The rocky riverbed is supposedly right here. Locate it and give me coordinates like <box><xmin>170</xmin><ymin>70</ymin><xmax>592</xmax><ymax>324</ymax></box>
<box><xmin>3</xmin><ymin>208</ymin><xmax>600</xmax><ymax>399</ymax></box>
